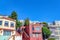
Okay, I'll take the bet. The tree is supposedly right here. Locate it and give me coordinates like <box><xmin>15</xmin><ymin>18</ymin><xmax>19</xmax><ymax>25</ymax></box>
<box><xmin>9</xmin><ymin>11</ymin><xmax>17</xmax><ymax>20</ymax></box>
<box><xmin>42</xmin><ymin>27</ymin><xmax>51</xmax><ymax>38</ymax></box>
<box><xmin>42</xmin><ymin>22</ymin><xmax>51</xmax><ymax>40</ymax></box>
<box><xmin>9</xmin><ymin>11</ymin><xmax>22</xmax><ymax>29</ymax></box>
<box><xmin>42</xmin><ymin>22</ymin><xmax>48</xmax><ymax>27</ymax></box>
<box><xmin>24</xmin><ymin>18</ymin><xmax>30</xmax><ymax>26</ymax></box>
<box><xmin>16</xmin><ymin>20</ymin><xmax>22</xmax><ymax>29</ymax></box>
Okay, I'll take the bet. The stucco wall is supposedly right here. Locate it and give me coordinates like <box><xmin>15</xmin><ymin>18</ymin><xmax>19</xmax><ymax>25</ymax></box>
<box><xmin>0</xmin><ymin>18</ymin><xmax>16</xmax><ymax>35</ymax></box>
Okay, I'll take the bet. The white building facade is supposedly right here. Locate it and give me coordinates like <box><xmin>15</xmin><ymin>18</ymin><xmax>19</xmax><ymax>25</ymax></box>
<box><xmin>48</xmin><ymin>21</ymin><xmax>60</xmax><ymax>40</ymax></box>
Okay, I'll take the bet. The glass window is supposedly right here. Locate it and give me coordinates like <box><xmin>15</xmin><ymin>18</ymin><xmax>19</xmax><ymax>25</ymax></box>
<box><xmin>32</xmin><ymin>27</ymin><xmax>34</xmax><ymax>30</ymax></box>
<box><xmin>58</xmin><ymin>27</ymin><xmax>60</xmax><ymax>30</ymax></box>
<box><xmin>3</xmin><ymin>30</ymin><xmax>11</xmax><ymax>36</ymax></box>
<box><xmin>30</xmin><ymin>34</ymin><xmax>33</xmax><ymax>37</ymax></box>
<box><xmin>10</xmin><ymin>22</ymin><xmax>14</xmax><ymax>27</ymax></box>
<box><xmin>4</xmin><ymin>21</ymin><xmax>9</xmax><ymax>26</ymax></box>
<box><xmin>55</xmin><ymin>32</ymin><xmax>58</xmax><ymax>35</ymax></box>
<box><xmin>55</xmin><ymin>36</ymin><xmax>59</xmax><ymax>40</ymax></box>
<box><xmin>35</xmin><ymin>34</ymin><xmax>38</xmax><ymax>37</ymax></box>
<box><xmin>59</xmin><ymin>31</ymin><xmax>60</xmax><ymax>34</ymax></box>
<box><xmin>56</xmin><ymin>27</ymin><xmax>60</xmax><ymax>30</ymax></box>
<box><xmin>0</xmin><ymin>21</ymin><xmax>2</xmax><ymax>25</ymax></box>
<box><xmin>32</xmin><ymin>34</ymin><xmax>39</xmax><ymax>37</ymax></box>
<box><xmin>35</xmin><ymin>27</ymin><xmax>40</xmax><ymax>31</ymax></box>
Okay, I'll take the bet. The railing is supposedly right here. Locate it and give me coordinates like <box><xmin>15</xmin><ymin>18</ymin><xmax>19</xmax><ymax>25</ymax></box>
<box><xmin>23</xmin><ymin>31</ymin><xmax>29</xmax><ymax>38</ymax></box>
<box><xmin>8</xmin><ymin>30</ymin><xmax>29</xmax><ymax>40</ymax></box>
<box><xmin>8</xmin><ymin>35</ymin><xmax>15</xmax><ymax>40</ymax></box>
<box><xmin>23</xmin><ymin>31</ymin><xmax>30</xmax><ymax>40</ymax></box>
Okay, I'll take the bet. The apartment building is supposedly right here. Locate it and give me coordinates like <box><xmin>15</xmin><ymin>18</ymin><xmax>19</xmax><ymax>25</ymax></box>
<box><xmin>0</xmin><ymin>16</ymin><xmax>16</xmax><ymax>40</ymax></box>
<box><xmin>48</xmin><ymin>21</ymin><xmax>60</xmax><ymax>40</ymax></box>
<box><xmin>48</xmin><ymin>23</ymin><xmax>56</xmax><ymax>38</ymax></box>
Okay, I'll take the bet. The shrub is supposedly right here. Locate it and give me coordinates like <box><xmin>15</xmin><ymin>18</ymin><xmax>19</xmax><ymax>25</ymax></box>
<box><xmin>48</xmin><ymin>38</ymin><xmax>55</xmax><ymax>40</ymax></box>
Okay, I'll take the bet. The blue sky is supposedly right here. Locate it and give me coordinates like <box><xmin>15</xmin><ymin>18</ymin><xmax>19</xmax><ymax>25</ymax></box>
<box><xmin>0</xmin><ymin>0</ymin><xmax>60</xmax><ymax>22</ymax></box>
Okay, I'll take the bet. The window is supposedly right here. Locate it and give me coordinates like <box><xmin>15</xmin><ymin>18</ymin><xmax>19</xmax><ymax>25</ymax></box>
<box><xmin>0</xmin><ymin>21</ymin><xmax>2</xmax><ymax>25</ymax></box>
<box><xmin>35</xmin><ymin>34</ymin><xmax>38</xmax><ymax>37</ymax></box>
<box><xmin>10</xmin><ymin>22</ymin><xmax>14</xmax><ymax>27</ymax></box>
<box><xmin>3</xmin><ymin>30</ymin><xmax>11</xmax><ymax>36</ymax></box>
<box><xmin>55</xmin><ymin>32</ymin><xmax>58</xmax><ymax>35</ymax></box>
<box><xmin>4</xmin><ymin>21</ymin><xmax>9</xmax><ymax>26</ymax></box>
<box><xmin>32</xmin><ymin>33</ymin><xmax>39</xmax><ymax>37</ymax></box>
<box><xmin>55</xmin><ymin>36</ymin><xmax>59</xmax><ymax>40</ymax></box>
<box><xmin>58</xmin><ymin>27</ymin><xmax>60</xmax><ymax>30</ymax></box>
<box><xmin>35</xmin><ymin>27</ymin><xmax>40</xmax><ymax>31</ymax></box>
<box><xmin>33</xmin><ymin>34</ymin><xmax>35</xmax><ymax>37</ymax></box>
<box><xmin>30</xmin><ymin>34</ymin><xmax>33</xmax><ymax>37</ymax></box>
<box><xmin>56</xmin><ymin>27</ymin><xmax>60</xmax><ymax>30</ymax></box>
<box><xmin>32</xmin><ymin>27</ymin><xmax>34</xmax><ymax>30</ymax></box>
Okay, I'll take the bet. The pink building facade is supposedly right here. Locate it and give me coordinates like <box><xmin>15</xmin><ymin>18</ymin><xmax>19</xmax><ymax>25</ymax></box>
<box><xmin>22</xmin><ymin>23</ymin><xmax>43</xmax><ymax>40</ymax></box>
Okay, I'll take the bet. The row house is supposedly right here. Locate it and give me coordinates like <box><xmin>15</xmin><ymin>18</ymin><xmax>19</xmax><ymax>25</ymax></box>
<box><xmin>0</xmin><ymin>16</ymin><xmax>16</xmax><ymax>40</ymax></box>
<box><xmin>22</xmin><ymin>23</ymin><xmax>43</xmax><ymax>40</ymax></box>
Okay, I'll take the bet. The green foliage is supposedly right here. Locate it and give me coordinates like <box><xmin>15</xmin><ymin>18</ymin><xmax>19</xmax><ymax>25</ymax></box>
<box><xmin>48</xmin><ymin>38</ymin><xmax>55</xmax><ymax>40</ymax></box>
<box><xmin>9</xmin><ymin>11</ymin><xmax>17</xmax><ymax>20</ymax></box>
<box><xmin>24</xmin><ymin>18</ymin><xmax>30</xmax><ymax>26</ymax></box>
<box><xmin>42</xmin><ymin>27</ymin><xmax>51</xmax><ymax>36</ymax></box>
<box><xmin>9</xmin><ymin>11</ymin><xmax>22</xmax><ymax>29</ymax></box>
<box><xmin>42</xmin><ymin>22</ymin><xmax>51</xmax><ymax>39</ymax></box>
<box><xmin>16</xmin><ymin>20</ymin><xmax>22</xmax><ymax>29</ymax></box>
<box><xmin>42</xmin><ymin>22</ymin><xmax>48</xmax><ymax>27</ymax></box>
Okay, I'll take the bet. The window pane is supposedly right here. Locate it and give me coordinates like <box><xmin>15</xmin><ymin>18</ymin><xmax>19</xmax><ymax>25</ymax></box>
<box><xmin>3</xmin><ymin>30</ymin><xmax>11</xmax><ymax>36</ymax></box>
<box><xmin>0</xmin><ymin>21</ymin><xmax>2</xmax><ymax>25</ymax></box>
<box><xmin>35</xmin><ymin>34</ymin><xmax>38</xmax><ymax>37</ymax></box>
<box><xmin>35</xmin><ymin>27</ymin><xmax>40</xmax><ymax>31</ymax></box>
<box><xmin>4</xmin><ymin>21</ymin><xmax>9</xmax><ymax>26</ymax></box>
<box><xmin>56</xmin><ymin>27</ymin><xmax>60</xmax><ymax>30</ymax></box>
<box><xmin>59</xmin><ymin>31</ymin><xmax>60</xmax><ymax>35</ymax></box>
<box><xmin>55</xmin><ymin>36</ymin><xmax>59</xmax><ymax>40</ymax></box>
<box><xmin>10</xmin><ymin>22</ymin><xmax>14</xmax><ymax>27</ymax></box>
<box><xmin>55</xmin><ymin>32</ymin><xmax>58</xmax><ymax>35</ymax></box>
<box><xmin>32</xmin><ymin>27</ymin><xmax>34</xmax><ymax>30</ymax></box>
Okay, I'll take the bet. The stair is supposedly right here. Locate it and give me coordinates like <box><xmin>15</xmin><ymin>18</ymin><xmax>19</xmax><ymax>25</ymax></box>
<box><xmin>23</xmin><ymin>31</ymin><xmax>30</xmax><ymax>40</ymax></box>
<box><xmin>8</xmin><ymin>35</ymin><xmax>15</xmax><ymax>40</ymax></box>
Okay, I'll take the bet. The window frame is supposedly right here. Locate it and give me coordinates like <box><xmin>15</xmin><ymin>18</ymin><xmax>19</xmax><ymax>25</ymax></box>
<box><xmin>35</xmin><ymin>34</ymin><xmax>39</xmax><ymax>37</ymax></box>
<box><xmin>4</xmin><ymin>21</ymin><xmax>9</xmax><ymax>27</ymax></box>
<box><xmin>3</xmin><ymin>30</ymin><xmax>11</xmax><ymax>36</ymax></box>
<box><xmin>35</xmin><ymin>27</ymin><xmax>40</xmax><ymax>31</ymax></box>
<box><xmin>10</xmin><ymin>22</ymin><xmax>14</xmax><ymax>27</ymax></box>
<box><xmin>32</xmin><ymin>27</ymin><xmax>34</xmax><ymax>31</ymax></box>
<box><xmin>0</xmin><ymin>20</ymin><xmax>2</xmax><ymax>26</ymax></box>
